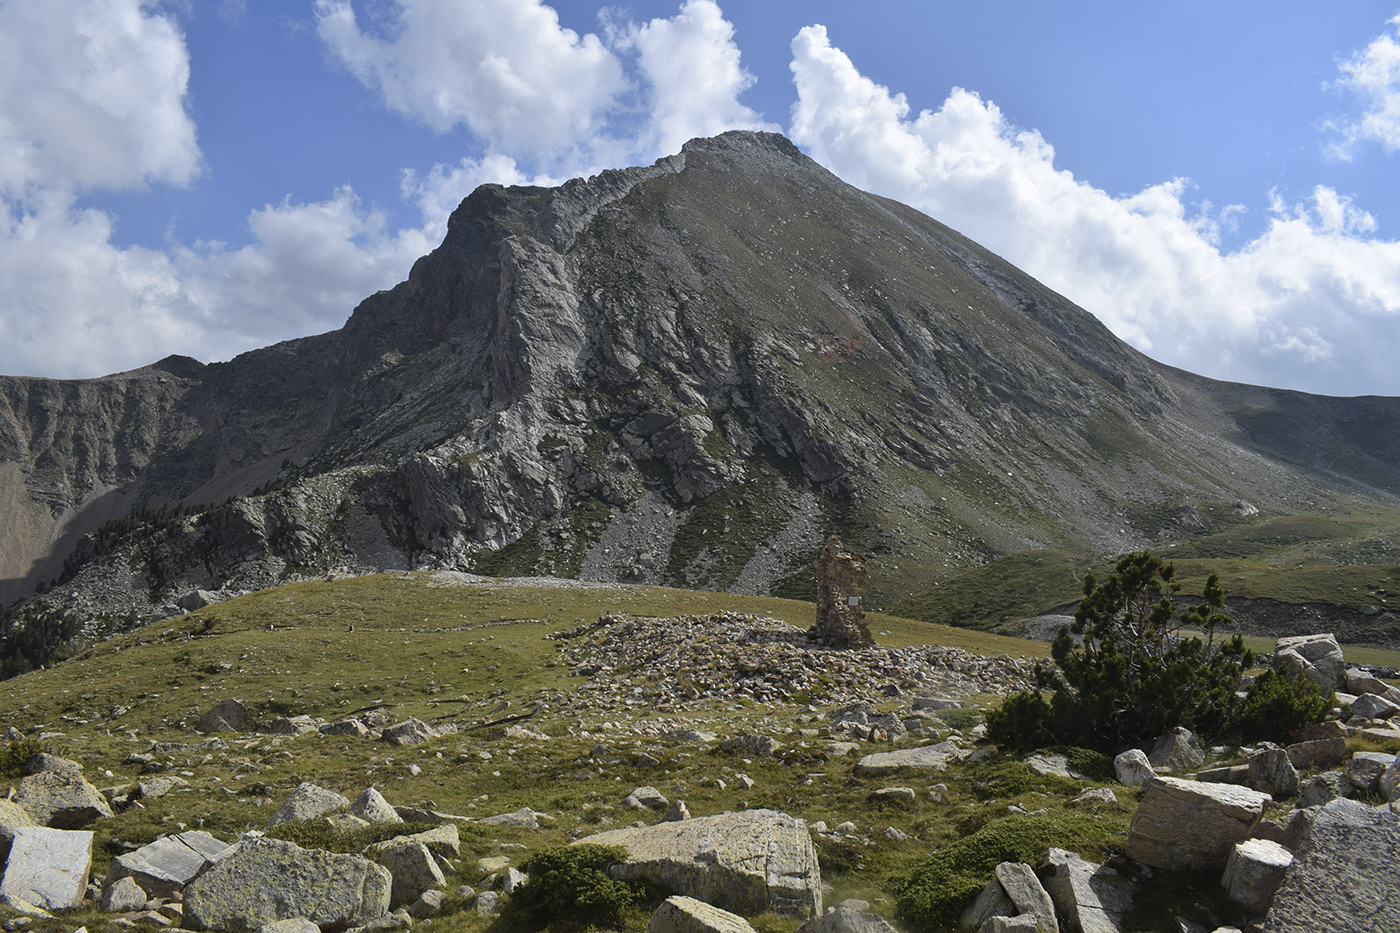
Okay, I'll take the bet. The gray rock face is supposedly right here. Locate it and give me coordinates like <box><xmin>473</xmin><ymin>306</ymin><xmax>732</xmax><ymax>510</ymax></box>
<box><xmin>1125</xmin><ymin>776</ymin><xmax>1271</xmax><ymax>871</ymax></box>
<box><xmin>13</xmin><ymin>768</ymin><xmax>113</xmax><ymax>828</ymax></box>
<box><xmin>1147</xmin><ymin>726</ymin><xmax>1205</xmax><ymax>772</ymax></box>
<box><xmin>1274</xmin><ymin>634</ymin><xmax>1346</xmax><ymax>691</ymax></box>
<box><xmin>1221</xmin><ymin>838</ymin><xmax>1292</xmax><ymax>915</ymax></box>
<box><xmin>102</xmin><ymin>874</ymin><xmax>148</xmax><ymax>912</ymax></box>
<box><xmin>992</xmin><ymin>862</ymin><xmax>1058</xmax><ymax>933</ymax></box>
<box><xmin>1112</xmin><ymin>749</ymin><xmax>1154</xmax><ymax>786</ymax></box>
<box><xmin>184</xmin><ymin>836</ymin><xmax>391</xmax><ymax>932</ymax></box>
<box><xmin>0</xmin><ymin>827</ymin><xmax>92</xmax><ymax>910</ymax></box>
<box><xmin>855</xmin><ymin>741</ymin><xmax>967</xmax><ymax>777</ymax></box>
<box><xmin>1300</xmin><ymin>770</ymin><xmax>1353</xmax><ymax>807</ymax></box>
<box><xmin>264</xmin><ymin>782</ymin><xmax>350</xmax><ymax>829</ymax></box>
<box><xmin>1261</xmin><ymin>798</ymin><xmax>1400</xmax><ymax>933</ymax></box>
<box><xmin>577</xmin><ymin>809</ymin><xmax>821</xmax><ymax>918</ymax></box>
<box><xmin>106</xmin><ymin>830</ymin><xmax>231</xmax><ymax>899</ymax></box>
<box><xmin>649</xmin><ymin>896</ymin><xmax>758</xmax><ymax>933</ymax></box>
<box><xmin>0</xmin><ymin>799</ymin><xmax>37</xmax><ymax>862</ymax></box>
<box><xmin>381</xmin><ymin>718</ymin><xmax>439</xmax><ymax>746</ymax></box>
<box><xmin>1345</xmin><ymin>751</ymin><xmax>1397</xmax><ymax>795</ymax></box>
<box><xmin>1351</xmin><ymin>692</ymin><xmax>1400</xmax><ymax>720</ymax></box>
<box><xmin>626</xmin><ymin>786</ymin><xmax>671</xmax><ymax>810</ymax></box>
<box><xmin>1284</xmin><ymin>736</ymin><xmax>1347</xmax><ymax>770</ymax></box>
<box><xmin>1039</xmin><ymin>848</ymin><xmax>1131</xmax><ymax>933</ymax></box>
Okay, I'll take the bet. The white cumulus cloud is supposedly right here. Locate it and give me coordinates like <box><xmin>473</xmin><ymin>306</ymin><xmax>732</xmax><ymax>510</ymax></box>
<box><xmin>789</xmin><ymin>25</ymin><xmax>1400</xmax><ymax>396</ymax></box>
<box><xmin>1329</xmin><ymin>14</ymin><xmax>1400</xmax><ymax>158</ymax></box>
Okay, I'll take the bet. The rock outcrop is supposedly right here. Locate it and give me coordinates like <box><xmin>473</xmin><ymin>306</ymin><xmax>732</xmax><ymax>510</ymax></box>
<box><xmin>576</xmin><ymin>809</ymin><xmax>821</xmax><ymax>918</ymax></box>
<box><xmin>1125</xmin><ymin>777</ymin><xmax>1271</xmax><ymax>870</ymax></box>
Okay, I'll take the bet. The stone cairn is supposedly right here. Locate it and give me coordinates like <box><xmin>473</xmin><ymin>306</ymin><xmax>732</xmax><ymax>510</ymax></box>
<box><xmin>809</xmin><ymin>535</ymin><xmax>875</xmax><ymax>648</ymax></box>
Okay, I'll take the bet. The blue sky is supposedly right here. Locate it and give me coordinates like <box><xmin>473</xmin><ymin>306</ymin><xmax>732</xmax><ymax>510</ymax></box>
<box><xmin>3</xmin><ymin>2</ymin><xmax>1400</xmax><ymax>397</ymax></box>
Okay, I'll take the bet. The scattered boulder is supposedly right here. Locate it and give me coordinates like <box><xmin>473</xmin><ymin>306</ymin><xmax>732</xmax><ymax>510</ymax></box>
<box><xmin>1261</xmin><ymin>798</ymin><xmax>1400</xmax><ymax>932</ymax></box>
<box><xmin>1112</xmin><ymin>749</ymin><xmax>1154</xmax><ymax>787</ymax></box>
<box><xmin>106</xmin><ymin>830</ymin><xmax>231</xmax><ymax>899</ymax></box>
<box><xmin>320</xmin><ymin>719</ymin><xmax>371</xmax><ymax>738</ymax></box>
<box><xmin>0</xmin><ymin>799</ymin><xmax>37</xmax><ymax>862</ymax></box>
<box><xmin>1245</xmin><ymin>744</ymin><xmax>1298</xmax><ymax>799</ymax></box>
<box><xmin>1351</xmin><ymin>692</ymin><xmax>1400</xmax><ymax>721</ymax></box>
<box><xmin>626</xmin><ymin>786</ymin><xmax>671</xmax><ymax>811</ymax></box>
<box><xmin>1344</xmin><ymin>751</ymin><xmax>1397</xmax><ymax>795</ymax></box>
<box><xmin>264</xmin><ymin>782</ymin><xmax>350</xmax><ymax>829</ymax></box>
<box><xmin>0</xmin><ymin>827</ymin><xmax>92</xmax><ymax>910</ymax></box>
<box><xmin>381</xmin><ymin>718</ymin><xmax>440</xmax><ymax>746</ymax></box>
<box><xmin>1126</xmin><ymin>777</ymin><xmax>1272</xmax><ymax>871</ymax></box>
<box><xmin>375</xmin><ymin>841</ymin><xmax>445</xmax><ymax>909</ymax></box>
<box><xmin>1221</xmin><ymin>838</ymin><xmax>1292</xmax><ymax>915</ymax></box>
<box><xmin>869</xmin><ymin>787</ymin><xmax>917</xmax><ymax>806</ymax></box>
<box><xmin>350</xmin><ymin>788</ymin><xmax>403</xmax><ymax>824</ymax></box>
<box><xmin>1071</xmin><ymin>787</ymin><xmax>1117</xmax><ymax>807</ymax></box>
<box><xmin>1273</xmin><ymin>634</ymin><xmax>1346</xmax><ymax>691</ymax></box>
<box><xmin>1147</xmin><ymin>727</ymin><xmax>1204</xmax><ymax>772</ymax></box>
<box><xmin>577</xmin><ymin>809</ymin><xmax>822</xmax><ymax>918</ymax></box>
<box><xmin>1024</xmin><ymin>753</ymin><xmax>1088</xmax><ymax>780</ymax></box>
<box><xmin>1284</xmin><ymin>736</ymin><xmax>1347</xmax><ymax>770</ymax></box>
<box><xmin>960</xmin><ymin>862</ymin><xmax>1059</xmax><ymax>933</ymax></box>
<box><xmin>798</xmin><ymin>905</ymin><xmax>899</xmax><ymax>933</ymax></box>
<box><xmin>21</xmin><ymin>753</ymin><xmax>82</xmax><ymax>776</ymax></box>
<box><xmin>13</xmin><ymin>768</ymin><xmax>114</xmax><ymax>828</ymax></box>
<box><xmin>184</xmin><ymin>835</ymin><xmax>391</xmax><ymax>932</ymax></box>
<box><xmin>648</xmin><ymin>895</ymin><xmax>758</xmax><ymax>933</ymax></box>
<box><xmin>1039</xmin><ymin>848</ymin><xmax>1132</xmax><ymax>933</ymax></box>
<box><xmin>1382</xmin><ymin>757</ymin><xmax>1400</xmax><ymax>802</ymax></box>
<box><xmin>663</xmin><ymin>800</ymin><xmax>692</xmax><ymax>822</ymax></box>
<box><xmin>855</xmin><ymin>741</ymin><xmax>967</xmax><ymax>777</ymax></box>
<box><xmin>1299</xmin><ymin>771</ymin><xmax>1352</xmax><ymax>808</ymax></box>
<box><xmin>720</xmin><ymin>735</ymin><xmax>782</xmax><ymax>757</ymax></box>
<box><xmin>198</xmin><ymin>699</ymin><xmax>257</xmax><ymax>734</ymax></box>
<box><xmin>1344</xmin><ymin>669</ymin><xmax>1400</xmax><ymax>704</ymax></box>
<box><xmin>102</xmin><ymin>874</ymin><xmax>148</xmax><ymax>912</ymax></box>
<box><xmin>478</xmin><ymin>807</ymin><xmax>553</xmax><ymax>829</ymax></box>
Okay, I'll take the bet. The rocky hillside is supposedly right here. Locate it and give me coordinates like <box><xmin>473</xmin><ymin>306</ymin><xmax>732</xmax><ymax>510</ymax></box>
<box><xmin>4</xmin><ymin>131</ymin><xmax>1400</xmax><ymax>644</ymax></box>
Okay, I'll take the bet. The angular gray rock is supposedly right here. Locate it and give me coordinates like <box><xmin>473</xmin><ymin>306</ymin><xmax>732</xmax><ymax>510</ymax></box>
<box><xmin>13</xmin><ymin>768</ymin><xmax>113</xmax><ymax>828</ymax></box>
<box><xmin>320</xmin><ymin>718</ymin><xmax>371</xmax><ymax>737</ymax></box>
<box><xmin>1220</xmin><ymin>838</ymin><xmax>1292</xmax><ymax>915</ymax></box>
<box><xmin>21</xmin><ymin>753</ymin><xmax>82</xmax><ymax>776</ymax></box>
<box><xmin>365</xmin><ymin>824</ymin><xmax>461</xmax><ymax>861</ymax></box>
<box><xmin>381</xmin><ymin>718</ymin><xmax>439</xmax><ymax>746</ymax></box>
<box><xmin>1148</xmin><ymin>726</ymin><xmax>1204</xmax><ymax>772</ymax></box>
<box><xmin>102</xmin><ymin>874</ymin><xmax>148</xmax><ymax>912</ymax></box>
<box><xmin>1039</xmin><ymin>848</ymin><xmax>1132</xmax><ymax>933</ymax></box>
<box><xmin>0</xmin><ymin>799</ymin><xmax>37</xmax><ymax>862</ymax></box>
<box><xmin>1261</xmin><ymin>798</ymin><xmax>1400</xmax><ymax>933</ymax></box>
<box><xmin>264</xmin><ymin>781</ymin><xmax>350</xmax><ymax>829</ymax></box>
<box><xmin>199</xmin><ymin>699</ymin><xmax>257</xmax><ymax>734</ymax></box>
<box><xmin>1345</xmin><ymin>751</ymin><xmax>1397</xmax><ymax>795</ymax></box>
<box><xmin>376</xmin><ymin>841</ymin><xmax>445</xmax><ymax>909</ymax></box>
<box><xmin>855</xmin><ymin>741</ymin><xmax>966</xmax><ymax>777</ymax></box>
<box><xmin>184</xmin><ymin>835</ymin><xmax>391</xmax><ymax>932</ymax></box>
<box><xmin>799</xmin><ymin>906</ymin><xmax>899</xmax><ymax>933</ymax></box>
<box><xmin>1273</xmin><ymin>634</ymin><xmax>1346</xmax><ymax>691</ymax></box>
<box><xmin>478</xmin><ymin>806</ymin><xmax>551</xmax><ymax>829</ymax></box>
<box><xmin>0</xmin><ymin>827</ymin><xmax>92</xmax><ymax>910</ymax></box>
<box><xmin>626</xmin><ymin>786</ymin><xmax>671</xmax><ymax>810</ymax></box>
<box><xmin>106</xmin><ymin>830</ymin><xmax>231</xmax><ymax>899</ymax></box>
<box><xmin>959</xmin><ymin>880</ymin><xmax>1015</xmax><ymax>933</ymax></box>
<box><xmin>648</xmin><ymin>896</ymin><xmax>758</xmax><ymax>933</ymax></box>
<box><xmin>1113</xmin><ymin>749</ymin><xmax>1154</xmax><ymax>787</ymax></box>
<box><xmin>1125</xmin><ymin>776</ymin><xmax>1271</xmax><ymax>871</ymax></box>
<box><xmin>351</xmin><ymin>787</ymin><xmax>403</xmax><ymax>824</ymax></box>
<box><xmin>1284</xmin><ymin>736</ymin><xmax>1346</xmax><ymax>770</ymax></box>
<box><xmin>1351</xmin><ymin>692</ymin><xmax>1400</xmax><ymax>721</ymax></box>
<box><xmin>1245</xmin><ymin>743</ymin><xmax>1298</xmax><ymax>799</ymax></box>
<box><xmin>1299</xmin><ymin>771</ymin><xmax>1352</xmax><ymax>808</ymax></box>
<box><xmin>1345</xmin><ymin>669</ymin><xmax>1400</xmax><ymax>704</ymax></box>
<box><xmin>577</xmin><ymin>809</ymin><xmax>822</xmax><ymax>918</ymax></box>
<box><xmin>992</xmin><ymin>862</ymin><xmax>1058</xmax><ymax>933</ymax></box>
<box><xmin>720</xmin><ymin>735</ymin><xmax>782</xmax><ymax>757</ymax></box>
<box><xmin>1382</xmin><ymin>756</ymin><xmax>1400</xmax><ymax>802</ymax></box>
<box><xmin>663</xmin><ymin>799</ymin><xmax>692</xmax><ymax>822</ymax></box>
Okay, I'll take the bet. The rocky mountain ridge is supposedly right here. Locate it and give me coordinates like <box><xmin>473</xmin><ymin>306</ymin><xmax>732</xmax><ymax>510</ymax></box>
<box><xmin>4</xmin><ymin>131</ymin><xmax>1400</xmax><ymax>645</ymax></box>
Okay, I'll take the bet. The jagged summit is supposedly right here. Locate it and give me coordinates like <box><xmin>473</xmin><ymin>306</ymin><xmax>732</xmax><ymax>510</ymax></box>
<box><xmin>3</xmin><ymin>131</ymin><xmax>1400</xmax><ymax>631</ymax></box>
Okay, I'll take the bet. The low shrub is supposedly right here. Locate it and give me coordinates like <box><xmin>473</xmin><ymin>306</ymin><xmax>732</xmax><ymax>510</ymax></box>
<box><xmin>510</xmin><ymin>843</ymin><xmax>654</xmax><ymax>931</ymax></box>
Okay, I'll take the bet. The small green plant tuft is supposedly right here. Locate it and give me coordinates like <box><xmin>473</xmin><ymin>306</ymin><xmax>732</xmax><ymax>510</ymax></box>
<box><xmin>510</xmin><ymin>843</ymin><xmax>654</xmax><ymax>931</ymax></box>
<box><xmin>0</xmin><ymin>736</ymin><xmax>46</xmax><ymax>778</ymax></box>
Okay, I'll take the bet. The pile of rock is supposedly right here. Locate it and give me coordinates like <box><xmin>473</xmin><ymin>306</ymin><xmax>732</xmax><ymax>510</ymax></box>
<box><xmin>197</xmin><ymin>699</ymin><xmax>457</xmax><ymax>746</ymax></box>
<box><xmin>550</xmin><ymin>612</ymin><xmax>1033</xmax><ymax>710</ymax></box>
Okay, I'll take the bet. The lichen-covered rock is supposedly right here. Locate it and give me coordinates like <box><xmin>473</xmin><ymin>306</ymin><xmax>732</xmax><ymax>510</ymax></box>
<box><xmin>855</xmin><ymin>741</ymin><xmax>967</xmax><ymax>777</ymax></box>
<box><xmin>375</xmin><ymin>841</ymin><xmax>445</xmax><ymax>909</ymax></box>
<box><xmin>184</xmin><ymin>835</ymin><xmax>391</xmax><ymax>932</ymax></box>
<box><xmin>198</xmin><ymin>699</ymin><xmax>257</xmax><ymax>734</ymax></box>
<box><xmin>1245</xmin><ymin>743</ymin><xmax>1299</xmax><ymax>798</ymax></box>
<box><xmin>1274</xmin><ymin>634</ymin><xmax>1347</xmax><ymax>691</ymax></box>
<box><xmin>381</xmin><ymin>718</ymin><xmax>439</xmax><ymax>746</ymax></box>
<box><xmin>1262</xmin><ymin>798</ymin><xmax>1400</xmax><ymax>932</ymax></box>
<box><xmin>351</xmin><ymin>787</ymin><xmax>403</xmax><ymax>824</ymax></box>
<box><xmin>106</xmin><ymin>830</ymin><xmax>231</xmax><ymax>899</ymax></box>
<box><xmin>649</xmin><ymin>896</ymin><xmax>758</xmax><ymax>933</ymax></box>
<box><xmin>0</xmin><ymin>799</ymin><xmax>37</xmax><ymax>862</ymax></box>
<box><xmin>1112</xmin><ymin>749</ymin><xmax>1154</xmax><ymax>786</ymax></box>
<box><xmin>263</xmin><ymin>782</ymin><xmax>350</xmax><ymax>829</ymax></box>
<box><xmin>13</xmin><ymin>768</ymin><xmax>113</xmax><ymax>828</ymax></box>
<box><xmin>577</xmin><ymin>809</ymin><xmax>821</xmax><ymax>918</ymax></box>
<box><xmin>1126</xmin><ymin>776</ymin><xmax>1271</xmax><ymax>871</ymax></box>
<box><xmin>1345</xmin><ymin>751</ymin><xmax>1397</xmax><ymax>795</ymax></box>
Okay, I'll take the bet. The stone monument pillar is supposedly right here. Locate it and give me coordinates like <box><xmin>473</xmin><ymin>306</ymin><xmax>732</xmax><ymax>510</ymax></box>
<box><xmin>811</xmin><ymin>535</ymin><xmax>875</xmax><ymax>648</ymax></box>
